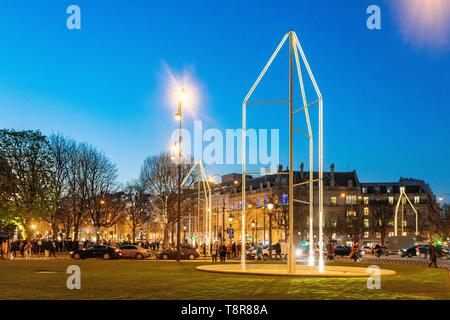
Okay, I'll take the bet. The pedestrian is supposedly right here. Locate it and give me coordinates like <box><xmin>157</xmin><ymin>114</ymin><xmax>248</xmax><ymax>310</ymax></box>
<box><xmin>1</xmin><ymin>240</ymin><xmax>10</xmax><ymax>260</ymax></box>
<box><xmin>50</xmin><ymin>240</ymin><xmax>57</xmax><ymax>258</ymax></box>
<box><xmin>219</xmin><ymin>243</ymin><xmax>227</xmax><ymax>263</ymax></box>
<box><xmin>374</xmin><ymin>243</ymin><xmax>382</xmax><ymax>258</ymax></box>
<box><xmin>428</xmin><ymin>241</ymin><xmax>438</xmax><ymax>268</ymax></box>
<box><xmin>25</xmin><ymin>240</ymin><xmax>32</xmax><ymax>259</ymax></box>
<box><xmin>326</xmin><ymin>240</ymin><xmax>335</xmax><ymax>261</ymax></box>
<box><xmin>231</xmin><ymin>242</ymin><xmax>236</xmax><ymax>258</ymax></box>
<box><xmin>350</xmin><ymin>242</ymin><xmax>359</xmax><ymax>262</ymax></box>
<box><xmin>211</xmin><ymin>242</ymin><xmax>218</xmax><ymax>263</ymax></box>
<box><xmin>255</xmin><ymin>243</ymin><xmax>263</xmax><ymax>261</ymax></box>
<box><xmin>275</xmin><ymin>243</ymin><xmax>282</xmax><ymax>261</ymax></box>
<box><xmin>226</xmin><ymin>242</ymin><xmax>232</xmax><ymax>259</ymax></box>
<box><xmin>20</xmin><ymin>240</ymin><xmax>25</xmax><ymax>257</ymax></box>
<box><xmin>11</xmin><ymin>241</ymin><xmax>17</xmax><ymax>259</ymax></box>
<box><xmin>202</xmin><ymin>243</ymin><xmax>207</xmax><ymax>258</ymax></box>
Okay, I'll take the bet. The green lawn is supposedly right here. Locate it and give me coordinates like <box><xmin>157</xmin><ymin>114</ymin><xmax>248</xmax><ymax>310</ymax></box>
<box><xmin>0</xmin><ymin>259</ymin><xmax>449</xmax><ymax>300</ymax></box>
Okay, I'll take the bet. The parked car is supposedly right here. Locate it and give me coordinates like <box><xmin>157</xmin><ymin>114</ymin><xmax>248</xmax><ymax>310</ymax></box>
<box><xmin>333</xmin><ymin>245</ymin><xmax>365</xmax><ymax>257</ymax></box>
<box><xmin>70</xmin><ymin>245</ymin><xmax>120</xmax><ymax>260</ymax></box>
<box><xmin>334</xmin><ymin>246</ymin><xmax>352</xmax><ymax>256</ymax></box>
<box><xmin>119</xmin><ymin>245</ymin><xmax>151</xmax><ymax>260</ymax></box>
<box><xmin>246</xmin><ymin>243</ymin><xmax>289</xmax><ymax>261</ymax></box>
<box><xmin>157</xmin><ymin>246</ymin><xmax>199</xmax><ymax>260</ymax></box>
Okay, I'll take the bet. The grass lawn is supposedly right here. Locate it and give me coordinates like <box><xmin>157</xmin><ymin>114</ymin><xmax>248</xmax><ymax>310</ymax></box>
<box><xmin>0</xmin><ymin>259</ymin><xmax>449</xmax><ymax>300</ymax></box>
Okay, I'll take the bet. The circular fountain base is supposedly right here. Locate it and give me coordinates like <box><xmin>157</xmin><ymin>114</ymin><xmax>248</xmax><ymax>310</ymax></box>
<box><xmin>196</xmin><ymin>263</ymin><xmax>396</xmax><ymax>278</ymax></box>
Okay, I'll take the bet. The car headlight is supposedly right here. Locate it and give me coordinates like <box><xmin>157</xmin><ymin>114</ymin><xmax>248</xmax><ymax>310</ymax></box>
<box><xmin>296</xmin><ymin>249</ymin><xmax>303</xmax><ymax>257</ymax></box>
<box><xmin>69</xmin><ymin>251</ymin><xmax>74</xmax><ymax>255</ymax></box>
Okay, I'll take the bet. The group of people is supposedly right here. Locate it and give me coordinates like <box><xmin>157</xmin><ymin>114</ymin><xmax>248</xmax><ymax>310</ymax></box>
<box><xmin>0</xmin><ymin>239</ymin><xmax>56</xmax><ymax>260</ymax></box>
<box><xmin>209</xmin><ymin>241</ymin><xmax>242</xmax><ymax>262</ymax></box>
<box><xmin>0</xmin><ymin>237</ymin><xmax>164</xmax><ymax>260</ymax></box>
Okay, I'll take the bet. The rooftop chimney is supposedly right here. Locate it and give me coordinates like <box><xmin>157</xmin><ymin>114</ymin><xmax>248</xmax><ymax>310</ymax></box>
<box><xmin>300</xmin><ymin>162</ymin><xmax>305</xmax><ymax>180</ymax></box>
<box><xmin>330</xmin><ymin>163</ymin><xmax>335</xmax><ymax>187</ymax></box>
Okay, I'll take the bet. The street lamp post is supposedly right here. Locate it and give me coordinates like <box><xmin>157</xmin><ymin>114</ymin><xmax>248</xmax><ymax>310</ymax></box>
<box><xmin>251</xmin><ymin>220</ymin><xmax>255</xmax><ymax>244</ymax></box>
<box><xmin>267</xmin><ymin>203</ymin><xmax>274</xmax><ymax>260</ymax></box>
<box><xmin>175</xmin><ymin>88</ymin><xmax>186</xmax><ymax>262</ymax></box>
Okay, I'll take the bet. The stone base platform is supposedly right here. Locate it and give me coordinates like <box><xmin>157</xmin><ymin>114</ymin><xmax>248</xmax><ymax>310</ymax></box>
<box><xmin>196</xmin><ymin>263</ymin><xmax>396</xmax><ymax>278</ymax></box>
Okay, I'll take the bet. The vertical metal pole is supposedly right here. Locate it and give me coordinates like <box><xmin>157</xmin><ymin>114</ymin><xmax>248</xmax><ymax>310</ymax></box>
<box><xmin>176</xmin><ymin>101</ymin><xmax>182</xmax><ymax>262</ymax></box>
<box><xmin>197</xmin><ymin>168</ymin><xmax>200</xmax><ymax>242</ymax></box>
<box><xmin>241</xmin><ymin>102</ymin><xmax>247</xmax><ymax>269</ymax></box>
<box><xmin>288</xmin><ymin>31</ymin><xmax>296</xmax><ymax>274</ymax></box>
<box><xmin>318</xmin><ymin>97</ymin><xmax>324</xmax><ymax>273</ymax></box>
<box><xmin>401</xmin><ymin>194</ymin><xmax>404</xmax><ymax>235</ymax></box>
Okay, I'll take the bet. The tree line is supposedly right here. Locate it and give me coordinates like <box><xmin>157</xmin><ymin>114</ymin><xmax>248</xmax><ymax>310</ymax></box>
<box><xmin>0</xmin><ymin>129</ymin><xmax>194</xmax><ymax>245</ymax></box>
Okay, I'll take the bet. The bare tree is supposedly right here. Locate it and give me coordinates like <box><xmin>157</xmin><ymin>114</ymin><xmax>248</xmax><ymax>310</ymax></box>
<box><xmin>75</xmin><ymin>143</ymin><xmax>120</xmax><ymax>242</ymax></box>
<box><xmin>124</xmin><ymin>182</ymin><xmax>152</xmax><ymax>242</ymax></box>
<box><xmin>139</xmin><ymin>153</ymin><xmax>194</xmax><ymax>247</ymax></box>
<box><xmin>370</xmin><ymin>199</ymin><xmax>394</xmax><ymax>245</ymax></box>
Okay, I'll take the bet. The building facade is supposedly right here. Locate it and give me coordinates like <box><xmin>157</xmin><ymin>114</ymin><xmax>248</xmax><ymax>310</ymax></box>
<box><xmin>182</xmin><ymin>164</ymin><xmax>444</xmax><ymax>248</ymax></box>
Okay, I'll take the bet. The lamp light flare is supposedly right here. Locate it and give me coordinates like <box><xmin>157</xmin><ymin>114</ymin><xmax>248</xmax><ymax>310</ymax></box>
<box><xmin>390</xmin><ymin>0</ymin><xmax>450</xmax><ymax>48</ymax></box>
<box><xmin>162</xmin><ymin>63</ymin><xmax>202</xmax><ymax>117</ymax></box>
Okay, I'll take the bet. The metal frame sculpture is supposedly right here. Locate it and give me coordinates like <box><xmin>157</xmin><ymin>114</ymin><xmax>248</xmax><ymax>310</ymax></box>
<box><xmin>181</xmin><ymin>161</ymin><xmax>212</xmax><ymax>250</ymax></box>
<box><xmin>241</xmin><ymin>30</ymin><xmax>324</xmax><ymax>273</ymax></box>
<box><xmin>394</xmin><ymin>186</ymin><xmax>419</xmax><ymax>236</ymax></box>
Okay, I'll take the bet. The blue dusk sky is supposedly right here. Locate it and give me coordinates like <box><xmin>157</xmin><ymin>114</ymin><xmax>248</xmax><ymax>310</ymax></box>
<box><xmin>0</xmin><ymin>0</ymin><xmax>449</xmax><ymax>197</ymax></box>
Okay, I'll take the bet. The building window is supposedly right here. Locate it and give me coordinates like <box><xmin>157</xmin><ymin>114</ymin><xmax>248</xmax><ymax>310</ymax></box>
<box><xmin>346</xmin><ymin>195</ymin><xmax>357</xmax><ymax>205</ymax></box>
<box><xmin>388</xmin><ymin>232</ymin><xmax>394</xmax><ymax>237</ymax></box>
<box><xmin>387</xmin><ymin>186</ymin><xmax>392</xmax><ymax>194</ymax></box>
<box><xmin>346</xmin><ymin>210</ymin><xmax>356</xmax><ymax>217</ymax></box>
<box><xmin>330</xmin><ymin>196</ymin><xmax>337</xmax><ymax>206</ymax></box>
<box><xmin>362</xmin><ymin>187</ymin><xmax>367</xmax><ymax>194</ymax></box>
<box><xmin>375</xmin><ymin>232</ymin><xmax>381</xmax><ymax>239</ymax></box>
<box><xmin>364</xmin><ymin>197</ymin><xmax>369</xmax><ymax>205</ymax></box>
<box><xmin>363</xmin><ymin>231</ymin><xmax>369</xmax><ymax>238</ymax></box>
<box><xmin>389</xmin><ymin>196</ymin><xmax>394</xmax><ymax>205</ymax></box>
<box><xmin>364</xmin><ymin>207</ymin><xmax>369</xmax><ymax>216</ymax></box>
<box><xmin>414</xmin><ymin>196</ymin><xmax>420</xmax><ymax>204</ymax></box>
<box><xmin>364</xmin><ymin>219</ymin><xmax>369</xmax><ymax>228</ymax></box>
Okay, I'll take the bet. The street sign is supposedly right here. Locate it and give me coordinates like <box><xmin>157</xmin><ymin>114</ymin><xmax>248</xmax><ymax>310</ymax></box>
<box><xmin>228</xmin><ymin>228</ymin><xmax>234</xmax><ymax>239</ymax></box>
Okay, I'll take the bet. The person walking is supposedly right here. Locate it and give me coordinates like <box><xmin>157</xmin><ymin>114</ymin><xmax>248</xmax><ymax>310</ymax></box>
<box><xmin>11</xmin><ymin>241</ymin><xmax>17</xmax><ymax>259</ymax></box>
<box><xmin>219</xmin><ymin>243</ymin><xmax>227</xmax><ymax>263</ymax></box>
<box><xmin>231</xmin><ymin>242</ymin><xmax>236</xmax><ymax>258</ymax></box>
<box><xmin>201</xmin><ymin>243</ymin><xmax>207</xmax><ymax>258</ymax></box>
<box><xmin>275</xmin><ymin>243</ymin><xmax>282</xmax><ymax>261</ymax></box>
<box><xmin>50</xmin><ymin>240</ymin><xmax>57</xmax><ymax>258</ymax></box>
<box><xmin>255</xmin><ymin>243</ymin><xmax>263</xmax><ymax>261</ymax></box>
<box><xmin>1</xmin><ymin>240</ymin><xmax>10</xmax><ymax>260</ymax></box>
<box><xmin>226</xmin><ymin>242</ymin><xmax>232</xmax><ymax>259</ymax></box>
<box><xmin>428</xmin><ymin>241</ymin><xmax>438</xmax><ymax>268</ymax></box>
<box><xmin>211</xmin><ymin>242</ymin><xmax>218</xmax><ymax>263</ymax></box>
<box><xmin>326</xmin><ymin>240</ymin><xmax>335</xmax><ymax>261</ymax></box>
<box><xmin>350</xmin><ymin>242</ymin><xmax>360</xmax><ymax>262</ymax></box>
<box><xmin>25</xmin><ymin>240</ymin><xmax>32</xmax><ymax>259</ymax></box>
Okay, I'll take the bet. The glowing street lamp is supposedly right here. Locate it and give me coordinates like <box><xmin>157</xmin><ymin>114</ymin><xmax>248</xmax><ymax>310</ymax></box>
<box><xmin>175</xmin><ymin>87</ymin><xmax>187</xmax><ymax>263</ymax></box>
